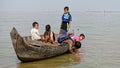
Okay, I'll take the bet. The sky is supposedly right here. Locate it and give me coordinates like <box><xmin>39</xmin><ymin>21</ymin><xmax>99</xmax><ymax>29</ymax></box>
<box><xmin>0</xmin><ymin>0</ymin><xmax>120</xmax><ymax>12</ymax></box>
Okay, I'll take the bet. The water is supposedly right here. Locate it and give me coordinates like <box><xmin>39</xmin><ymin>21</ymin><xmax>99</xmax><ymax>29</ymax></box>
<box><xmin>0</xmin><ymin>11</ymin><xmax>120</xmax><ymax>68</ymax></box>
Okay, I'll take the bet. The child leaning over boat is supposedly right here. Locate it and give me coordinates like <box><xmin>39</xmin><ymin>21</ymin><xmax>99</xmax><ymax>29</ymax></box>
<box><xmin>58</xmin><ymin>34</ymin><xmax>85</xmax><ymax>54</ymax></box>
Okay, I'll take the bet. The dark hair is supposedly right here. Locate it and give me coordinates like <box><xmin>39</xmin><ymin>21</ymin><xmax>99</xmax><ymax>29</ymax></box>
<box><xmin>74</xmin><ymin>41</ymin><xmax>81</xmax><ymax>49</ymax></box>
<box><xmin>80</xmin><ymin>34</ymin><xmax>85</xmax><ymax>39</ymax></box>
<box><xmin>45</xmin><ymin>24</ymin><xmax>51</xmax><ymax>31</ymax></box>
<box><xmin>32</xmin><ymin>22</ymin><xmax>38</xmax><ymax>27</ymax></box>
<box><xmin>64</xmin><ymin>6</ymin><xmax>69</xmax><ymax>11</ymax></box>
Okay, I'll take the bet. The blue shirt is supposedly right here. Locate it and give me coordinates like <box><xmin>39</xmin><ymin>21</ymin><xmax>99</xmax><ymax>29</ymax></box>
<box><xmin>62</xmin><ymin>12</ymin><xmax>72</xmax><ymax>23</ymax></box>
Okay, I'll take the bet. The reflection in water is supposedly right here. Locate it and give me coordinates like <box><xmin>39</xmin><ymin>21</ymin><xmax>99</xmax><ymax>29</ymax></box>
<box><xmin>17</xmin><ymin>53</ymin><xmax>81</xmax><ymax>68</ymax></box>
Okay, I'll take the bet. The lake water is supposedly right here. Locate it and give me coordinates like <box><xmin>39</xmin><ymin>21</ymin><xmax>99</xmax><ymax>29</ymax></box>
<box><xmin>0</xmin><ymin>11</ymin><xmax>120</xmax><ymax>68</ymax></box>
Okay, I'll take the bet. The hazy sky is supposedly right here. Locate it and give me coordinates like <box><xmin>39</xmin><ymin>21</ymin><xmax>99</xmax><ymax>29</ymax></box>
<box><xmin>0</xmin><ymin>0</ymin><xmax>120</xmax><ymax>11</ymax></box>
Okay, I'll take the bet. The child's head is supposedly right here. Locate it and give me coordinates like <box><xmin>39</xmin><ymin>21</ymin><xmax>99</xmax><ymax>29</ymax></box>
<box><xmin>64</xmin><ymin>6</ymin><xmax>69</xmax><ymax>14</ymax></box>
<box><xmin>79</xmin><ymin>34</ymin><xmax>85</xmax><ymax>40</ymax></box>
<box><xmin>74</xmin><ymin>41</ymin><xmax>81</xmax><ymax>49</ymax></box>
<box><xmin>32</xmin><ymin>22</ymin><xmax>39</xmax><ymax>29</ymax></box>
<box><xmin>45</xmin><ymin>24</ymin><xmax>51</xmax><ymax>32</ymax></box>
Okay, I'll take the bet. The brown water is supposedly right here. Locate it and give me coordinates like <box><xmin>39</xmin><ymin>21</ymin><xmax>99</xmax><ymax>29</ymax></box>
<box><xmin>0</xmin><ymin>11</ymin><xmax>120</xmax><ymax>68</ymax></box>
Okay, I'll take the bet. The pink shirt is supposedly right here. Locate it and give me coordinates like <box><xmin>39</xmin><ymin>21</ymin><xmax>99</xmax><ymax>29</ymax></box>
<box><xmin>70</xmin><ymin>35</ymin><xmax>80</xmax><ymax>42</ymax></box>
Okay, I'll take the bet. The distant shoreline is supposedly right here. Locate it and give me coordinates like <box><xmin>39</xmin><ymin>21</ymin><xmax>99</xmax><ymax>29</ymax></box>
<box><xmin>1</xmin><ymin>10</ymin><xmax>120</xmax><ymax>14</ymax></box>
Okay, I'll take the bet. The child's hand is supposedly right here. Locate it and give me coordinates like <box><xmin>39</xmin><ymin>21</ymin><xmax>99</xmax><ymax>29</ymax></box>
<box><xmin>69</xmin><ymin>49</ymin><xmax>75</xmax><ymax>54</ymax></box>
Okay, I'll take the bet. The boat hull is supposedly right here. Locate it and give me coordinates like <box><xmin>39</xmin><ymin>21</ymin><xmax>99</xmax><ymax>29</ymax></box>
<box><xmin>10</xmin><ymin>27</ymin><xmax>69</xmax><ymax>62</ymax></box>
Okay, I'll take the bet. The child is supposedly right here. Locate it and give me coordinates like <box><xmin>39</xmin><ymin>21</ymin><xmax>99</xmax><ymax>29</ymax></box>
<box><xmin>70</xmin><ymin>34</ymin><xmax>85</xmax><ymax>42</ymax></box>
<box><xmin>31</xmin><ymin>22</ymin><xmax>41</xmax><ymax>40</ymax></box>
<box><xmin>59</xmin><ymin>6</ymin><xmax>72</xmax><ymax>35</ymax></box>
<box><xmin>58</xmin><ymin>34</ymin><xmax>85</xmax><ymax>54</ymax></box>
<box><xmin>68</xmin><ymin>34</ymin><xmax>85</xmax><ymax>53</ymax></box>
<box><xmin>43</xmin><ymin>24</ymin><xmax>55</xmax><ymax>44</ymax></box>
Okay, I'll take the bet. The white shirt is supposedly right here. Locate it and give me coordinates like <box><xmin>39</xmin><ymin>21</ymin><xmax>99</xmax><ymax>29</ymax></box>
<box><xmin>31</xmin><ymin>28</ymin><xmax>41</xmax><ymax>40</ymax></box>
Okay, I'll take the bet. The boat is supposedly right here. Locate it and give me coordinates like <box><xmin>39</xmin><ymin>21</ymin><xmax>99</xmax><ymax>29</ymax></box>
<box><xmin>10</xmin><ymin>27</ymin><xmax>69</xmax><ymax>62</ymax></box>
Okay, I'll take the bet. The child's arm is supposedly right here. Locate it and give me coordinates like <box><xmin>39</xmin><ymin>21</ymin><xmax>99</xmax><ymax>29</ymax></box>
<box><xmin>40</xmin><ymin>35</ymin><xmax>45</xmax><ymax>41</ymax></box>
<box><xmin>68</xmin><ymin>13</ymin><xmax>72</xmax><ymax>28</ymax></box>
<box><xmin>68</xmin><ymin>22</ymin><xmax>71</xmax><ymax>29</ymax></box>
<box><xmin>69</xmin><ymin>44</ymin><xmax>74</xmax><ymax>54</ymax></box>
<box><xmin>64</xmin><ymin>40</ymin><xmax>74</xmax><ymax>54</ymax></box>
<box><xmin>75</xmin><ymin>49</ymin><xmax>79</xmax><ymax>54</ymax></box>
<box><xmin>68</xmin><ymin>40</ymin><xmax>75</xmax><ymax>54</ymax></box>
<box><xmin>50</xmin><ymin>32</ymin><xmax>54</xmax><ymax>43</ymax></box>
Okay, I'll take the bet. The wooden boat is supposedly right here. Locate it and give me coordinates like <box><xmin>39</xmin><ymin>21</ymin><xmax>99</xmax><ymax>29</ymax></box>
<box><xmin>10</xmin><ymin>27</ymin><xmax>69</xmax><ymax>62</ymax></box>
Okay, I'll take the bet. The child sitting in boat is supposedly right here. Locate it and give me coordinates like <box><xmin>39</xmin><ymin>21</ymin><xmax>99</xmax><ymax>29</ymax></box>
<box><xmin>58</xmin><ymin>34</ymin><xmax>85</xmax><ymax>54</ymax></box>
<box><xmin>31</xmin><ymin>22</ymin><xmax>41</xmax><ymax>40</ymax></box>
<box><xmin>43</xmin><ymin>24</ymin><xmax>56</xmax><ymax>44</ymax></box>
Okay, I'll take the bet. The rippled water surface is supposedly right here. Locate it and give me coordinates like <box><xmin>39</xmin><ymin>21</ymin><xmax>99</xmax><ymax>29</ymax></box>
<box><xmin>0</xmin><ymin>11</ymin><xmax>120</xmax><ymax>68</ymax></box>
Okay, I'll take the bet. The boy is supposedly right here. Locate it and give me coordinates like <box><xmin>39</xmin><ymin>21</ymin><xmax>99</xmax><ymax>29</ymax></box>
<box><xmin>70</xmin><ymin>34</ymin><xmax>85</xmax><ymax>42</ymax></box>
<box><xmin>68</xmin><ymin>34</ymin><xmax>85</xmax><ymax>53</ymax></box>
<box><xmin>59</xmin><ymin>6</ymin><xmax>72</xmax><ymax>35</ymax></box>
<box><xmin>31</xmin><ymin>22</ymin><xmax>41</xmax><ymax>40</ymax></box>
<box><xmin>58</xmin><ymin>34</ymin><xmax>85</xmax><ymax>54</ymax></box>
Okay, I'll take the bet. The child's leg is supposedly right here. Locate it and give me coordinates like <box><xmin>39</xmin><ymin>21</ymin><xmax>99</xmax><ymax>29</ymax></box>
<box><xmin>66</xmin><ymin>31</ymin><xmax>68</xmax><ymax>35</ymax></box>
<box><xmin>59</xmin><ymin>29</ymin><xmax>62</xmax><ymax>35</ymax></box>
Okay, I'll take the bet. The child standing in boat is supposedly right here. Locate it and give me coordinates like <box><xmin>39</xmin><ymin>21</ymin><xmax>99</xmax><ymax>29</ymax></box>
<box><xmin>59</xmin><ymin>6</ymin><xmax>72</xmax><ymax>35</ymax></box>
<box><xmin>31</xmin><ymin>22</ymin><xmax>41</xmax><ymax>40</ymax></box>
